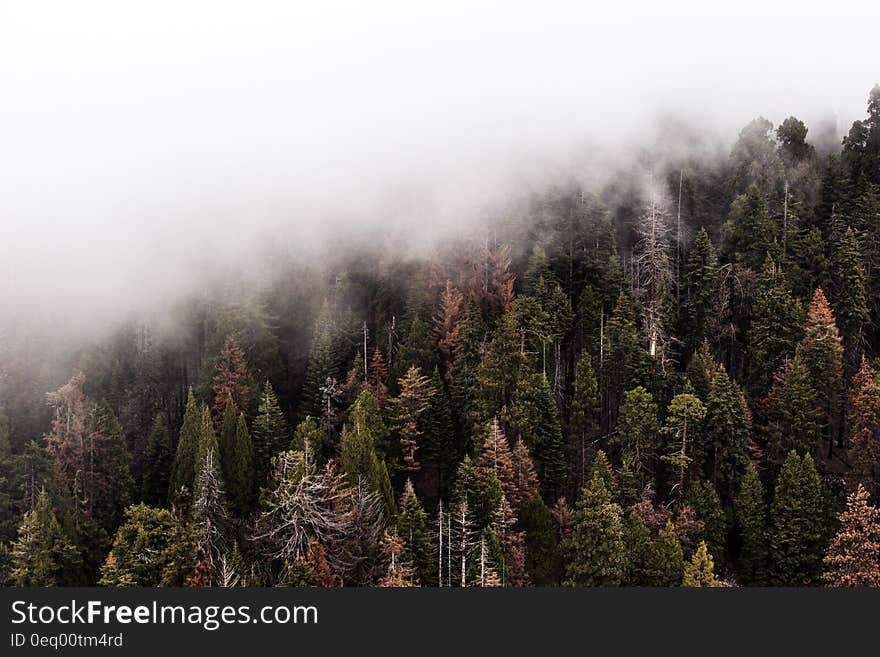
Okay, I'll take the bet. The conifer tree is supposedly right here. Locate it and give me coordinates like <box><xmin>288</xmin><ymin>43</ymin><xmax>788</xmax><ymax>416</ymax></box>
<box><xmin>303</xmin><ymin>300</ymin><xmax>344</xmax><ymax>419</ymax></box>
<box><xmin>762</xmin><ymin>354</ymin><xmax>823</xmax><ymax>464</ymax></box>
<box><xmin>194</xmin><ymin>407</ymin><xmax>221</xmax><ymax>501</ymax></box>
<box><xmin>367</xmin><ymin>347</ymin><xmax>390</xmax><ymax>406</ymax></box>
<box><xmin>683</xmin><ymin>541</ymin><xmax>720</xmax><ymax>587</ymax></box>
<box><xmin>433</xmin><ymin>280</ymin><xmax>464</xmax><ymax>384</ymax></box>
<box><xmin>747</xmin><ymin>254</ymin><xmax>804</xmax><ymax>396</ymax></box>
<box><xmin>396</xmin><ymin>480</ymin><xmax>433</xmax><ymax>586</ymax></box>
<box><xmin>11</xmin><ymin>488</ymin><xmax>80</xmax><ymax>586</ymax></box>
<box><xmin>472</xmin><ymin>309</ymin><xmax>525</xmax><ymax>425</ymax></box>
<box><xmin>226</xmin><ymin>414</ymin><xmax>254</xmax><ymax>510</ymax></box>
<box><xmin>602</xmin><ymin>291</ymin><xmax>649</xmax><ymax>428</ymax></box>
<box><xmin>521</xmin><ymin>491</ymin><xmax>559</xmax><ymax>586</ymax></box>
<box><xmin>622</xmin><ymin>510</ymin><xmax>653</xmax><ymax>585</ymax></box>
<box><xmin>475</xmin><ymin>418</ymin><xmax>516</xmax><ymax>503</ymax></box>
<box><xmin>822</xmin><ymin>484</ymin><xmax>880</xmax><ymax>587</ymax></box>
<box><xmin>570</xmin><ymin>351</ymin><xmax>600</xmax><ymax>489</ymax></box>
<box><xmin>769</xmin><ymin>451</ymin><xmax>832</xmax><ymax>585</ymax></box>
<box><xmin>142</xmin><ymin>413</ymin><xmax>173</xmax><ymax>507</ymax></box>
<box><xmin>99</xmin><ymin>503</ymin><xmax>193</xmax><ymax>587</ymax></box>
<box><xmin>510</xmin><ymin>438</ymin><xmax>540</xmax><ymax>515</ymax></box>
<box><xmin>832</xmin><ymin>227</ymin><xmax>869</xmax><ymax>371</ymax></box>
<box><xmin>686</xmin><ymin>480</ymin><xmax>726</xmax><ymax>563</ymax></box>
<box><xmin>703</xmin><ymin>367</ymin><xmax>751</xmax><ymax>502</ymax></box>
<box><xmin>847</xmin><ymin>357</ymin><xmax>880</xmax><ymax>482</ymax></box>
<box><xmin>734</xmin><ymin>463</ymin><xmax>768</xmax><ymax>585</ymax></box>
<box><xmin>562</xmin><ymin>474</ymin><xmax>625</xmax><ymax>586</ymax></box>
<box><xmin>419</xmin><ymin>368</ymin><xmax>457</xmax><ymax>496</ymax></box>
<box><xmin>211</xmin><ymin>334</ymin><xmax>250</xmax><ymax>430</ymax></box>
<box><xmin>796</xmin><ymin>289</ymin><xmax>844</xmax><ymax>451</ymax></box>
<box><xmin>682</xmin><ymin>227</ymin><xmax>720</xmax><ymax>357</ymax></box>
<box><xmin>292</xmin><ymin>416</ymin><xmax>323</xmax><ymax>466</ymax></box>
<box><xmin>662</xmin><ymin>387</ymin><xmax>707</xmax><ymax>501</ymax></box>
<box><xmin>645</xmin><ymin>520</ymin><xmax>685</xmax><ymax>586</ymax></box>
<box><xmin>170</xmin><ymin>388</ymin><xmax>201</xmax><ymax>499</ymax></box>
<box><xmin>391</xmin><ymin>366</ymin><xmax>434</xmax><ymax>472</ymax></box>
<box><xmin>193</xmin><ymin>449</ymin><xmax>231</xmax><ymax>580</ymax></box>
<box><xmin>252</xmin><ymin>381</ymin><xmax>290</xmax><ymax>483</ymax></box>
<box><xmin>615</xmin><ymin>386</ymin><xmax>659</xmax><ymax>486</ymax></box>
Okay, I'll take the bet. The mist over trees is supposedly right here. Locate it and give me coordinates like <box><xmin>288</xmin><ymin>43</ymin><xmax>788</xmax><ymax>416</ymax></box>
<box><xmin>1</xmin><ymin>85</ymin><xmax>880</xmax><ymax>587</ymax></box>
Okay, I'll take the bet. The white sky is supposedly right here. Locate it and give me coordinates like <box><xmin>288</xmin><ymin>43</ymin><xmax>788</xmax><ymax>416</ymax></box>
<box><xmin>1</xmin><ymin>1</ymin><xmax>878</xmax><ymax>321</ymax></box>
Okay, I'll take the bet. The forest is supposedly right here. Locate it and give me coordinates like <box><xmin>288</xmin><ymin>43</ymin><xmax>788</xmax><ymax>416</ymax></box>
<box><xmin>1</xmin><ymin>85</ymin><xmax>879</xmax><ymax>588</ymax></box>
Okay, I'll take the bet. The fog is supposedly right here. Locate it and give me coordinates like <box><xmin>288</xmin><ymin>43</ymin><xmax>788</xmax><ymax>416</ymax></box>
<box><xmin>1</xmin><ymin>1</ymin><xmax>878</xmax><ymax>327</ymax></box>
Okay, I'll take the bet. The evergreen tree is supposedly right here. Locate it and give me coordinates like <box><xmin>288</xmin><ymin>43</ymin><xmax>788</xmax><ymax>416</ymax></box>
<box><xmin>686</xmin><ymin>480</ymin><xmax>726</xmax><ymax>563</ymax></box>
<box><xmin>211</xmin><ymin>334</ymin><xmax>250</xmax><ymax>430</ymax></box>
<box><xmin>762</xmin><ymin>354</ymin><xmax>823</xmax><ymax>465</ymax></box>
<box><xmin>292</xmin><ymin>416</ymin><xmax>323</xmax><ymax>465</ymax></box>
<box><xmin>662</xmin><ymin>387</ymin><xmax>707</xmax><ymax>501</ymax></box>
<box><xmin>570</xmin><ymin>351</ymin><xmax>600</xmax><ymax>489</ymax></box>
<box><xmin>703</xmin><ymin>367</ymin><xmax>751</xmax><ymax>502</ymax></box>
<box><xmin>614</xmin><ymin>386</ymin><xmax>659</xmax><ymax>486</ymax></box>
<box><xmin>11</xmin><ymin>488</ymin><xmax>80</xmax><ymax>586</ymax></box>
<box><xmin>302</xmin><ymin>300</ymin><xmax>344</xmax><ymax>419</ymax></box>
<box><xmin>419</xmin><ymin>369</ymin><xmax>457</xmax><ymax>497</ymax></box>
<box><xmin>142</xmin><ymin>413</ymin><xmax>173</xmax><ymax>507</ymax></box>
<box><xmin>683</xmin><ymin>541</ymin><xmax>720</xmax><ymax>587</ymax></box>
<box><xmin>391</xmin><ymin>366</ymin><xmax>434</xmax><ymax>472</ymax></box>
<box><xmin>170</xmin><ymin>388</ymin><xmax>201</xmax><ymax>499</ymax></box>
<box><xmin>734</xmin><ymin>463</ymin><xmax>768</xmax><ymax>585</ymax></box>
<box><xmin>645</xmin><ymin>520</ymin><xmax>684</xmax><ymax>586</ymax></box>
<box><xmin>769</xmin><ymin>452</ymin><xmax>832</xmax><ymax>586</ymax></box>
<box><xmin>682</xmin><ymin>227</ymin><xmax>720</xmax><ymax>357</ymax></box>
<box><xmin>225</xmin><ymin>414</ymin><xmax>254</xmax><ymax>511</ymax></box>
<box><xmin>847</xmin><ymin>357</ymin><xmax>880</xmax><ymax>482</ymax></box>
<box><xmin>521</xmin><ymin>491</ymin><xmax>559</xmax><ymax>586</ymax></box>
<box><xmin>194</xmin><ymin>407</ymin><xmax>221</xmax><ymax>502</ymax></box>
<box><xmin>252</xmin><ymin>381</ymin><xmax>290</xmax><ymax>484</ymax></box>
<box><xmin>341</xmin><ymin>394</ymin><xmax>395</xmax><ymax>518</ymax></box>
<box><xmin>562</xmin><ymin>474</ymin><xmax>625</xmax><ymax>586</ymax></box>
<box><xmin>622</xmin><ymin>510</ymin><xmax>653</xmax><ymax>585</ymax></box>
<box><xmin>747</xmin><ymin>254</ymin><xmax>804</xmax><ymax>396</ymax></box>
<box><xmin>472</xmin><ymin>309</ymin><xmax>525</xmax><ymax>426</ymax></box>
<box><xmin>822</xmin><ymin>484</ymin><xmax>880</xmax><ymax>587</ymax></box>
<box><xmin>796</xmin><ymin>289</ymin><xmax>844</xmax><ymax>451</ymax></box>
<box><xmin>396</xmin><ymin>480</ymin><xmax>433</xmax><ymax>586</ymax></box>
<box><xmin>832</xmin><ymin>227</ymin><xmax>869</xmax><ymax>371</ymax></box>
<box><xmin>602</xmin><ymin>291</ymin><xmax>649</xmax><ymax>428</ymax></box>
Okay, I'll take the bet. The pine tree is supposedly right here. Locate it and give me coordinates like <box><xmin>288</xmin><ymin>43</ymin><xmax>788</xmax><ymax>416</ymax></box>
<box><xmin>703</xmin><ymin>367</ymin><xmax>751</xmax><ymax>502</ymax></box>
<box><xmin>686</xmin><ymin>480</ymin><xmax>726</xmax><ymax>564</ymax></box>
<box><xmin>292</xmin><ymin>417</ymin><xmax>323</xmax><ymax>465</ymax></box>
<box><xmin>747</xmin><ymin>254</ymin><xmax>804</xmax><ymax>396</ymax></box>
<box><xmin>341</xmin><ymin>392</ymin><xmax>395</xmax><ymax>518</ymax></box>
<box><xmin>99</xmin><ymin>503</ymin><xmax>193</xmax><ymax>587</ymax></box>
<box><xmin>225</xmin><ymin>414</ymin><xmax>255</xmax><ymax>511</ymax></box>
<box><xmin>521</xmin><ymin>491</ymin><xmax>559</xmax><ymax>586</ymax></box>
<box><xmin>396</xmin><ymin>480</ymin><xmax>433</xmax><ymax>586</ymax></box>
<box><xmin>170</xmin><ymin>388</ymin><xmax>201</xmax><ymax>499</ymax></box>
<box><xmin>391</xmin><ymin>366</ymin><xmax>434</xmax><ymax>472</ymax></box>
<box><xmin>475</xmin><ymin>418</ymin><xmax>516</xmax><ymax>503</ymax></box>
<box><xmin>433</xmin><ymin>280</ymin><xmax>464</xmax><ymax>384</ymax></box>
<box><xmin>506</xmin><ymin>372</ymin><xmax>568</xmax><ymax>499</ymax></box>
<box><xmin>194</xmin><ymin>407</ymin><xmax>220</xmax><ymax>501</ymax></box>
<box><xmin>645</xmin><ymin>520</ymin><xmax>684</xmax><ymax>586</ymax></box>
<box><xmin>683</xmin><ymin>541</ymin><xmax>720</xmax><ymax>587</ymax></box>
<box><xmin>303</xmin><ymin>300</ymin><xmax>344</xmax><ymax>419</ymax></box>
<box><xmin>367</xmin><ymin>348</ymin><xmax>389</xmax><ymax>406</ymax></box>
<box><xmin>142</xmin><ymin>413</ymin><xmax>173</xmax><ymax>507</ymax></box>
<box><xmin>796</xmin><ymin>289</ymin><xmax>844</xmax><ymax>451</ymax></box>
<box><xmin>211</xmin><ymin>334</ymin><xmax>250</xmax><ymax>430</ymax></box>
<box><xmin>761</xmin><ymin>354</ymin><xmax>822</xmax><ymax>465</ymax></box>
<box><xmin>769</xmin><ymin>452</ymin><xmax>832</xmax><ymax>586</ymax></box>
<box><xmin>11</xmin><ymin>488</ymin><xmax>80</xmax><ymax>586</ymax></box>
<box><xmin>615</xmin><ymin>386</ymin><xmax>659</xmax><ymax>486</ymax></box>
<box><xmin>682</xmin><ymin>227</ymin><xmax>720</xmax><ymax>357</ymax></box>
<box><xmin>251</xmin><ymin>381</ymin><xmax>290</xmax><ymax>484</ymax></box>
<box><xmin>822</xmin><ymin>484</ymin><xmax>880</xmax><ymax>587</ymax></box>
<box><xmin>661</xmin><ymin>387</ymin><xmax>707</xmax><ymax>501</ymax></box>
<box><xmin>832</xmin><ymin>227</ymin><xmax>869</xmax><ymax>371</ymax></box>
<box><xmin>419</xmin><ymin>368</ymin><xmax>457</xmax><ymax>497</ymax></box>
<box><xmin>472</xmin><ymin>309</ymin><xmax>525</xmax><ymax>426</ymax></box>
<box><xmin>622</xmin><ymin>510</ymin><xmax>653</xmax><ymax>585</ymax></box>
<box><xmin>562</xmin><ymin>474</ymin><xmax>625</xmax><ymax>586</ymax></box>
<box><xmin>847</xmin><ymin>357</ymin><xmax>880</xmax><ymax>482</ymax></box>
<box><xmin>570</xmin><ymin>351</ymin><xmax>600</xmax><ymax>489</ymax></box>
<box><xmin>734</xmin><ymin>463</ymin><xmax>768</xmax><ymax>585</ymax></box>
<box><xmin>602</xmin><ymin>291</ymin><xmax>649</xmax><ymax>428</ymax></box>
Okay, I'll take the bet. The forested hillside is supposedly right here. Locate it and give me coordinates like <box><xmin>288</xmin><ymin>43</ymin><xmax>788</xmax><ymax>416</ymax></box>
<box><xmin>1</xmin><ymin>86</ymin><xmax>879</xmax><ymax>588</ymax></box>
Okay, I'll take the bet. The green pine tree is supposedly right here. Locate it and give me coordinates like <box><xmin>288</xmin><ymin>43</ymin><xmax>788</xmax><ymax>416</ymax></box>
<box><xmin>169</xmin><ymin>388</ymin><xmax>201</xmax><ymax>499</ymax></box>
<box><xmin>521</xmin><ymin>491</ymin><xmax>560</xmax><ymax>586</ymax></box>
<box><xmin>252</xmin><ymin>381</ymin><xmax>290</xmax><ymax>483</ymax></box>
<box><xmin>681</xmin><ymin>227</ymin><xmax>719</xmax><ymax>357</ymax></box>
<box><xmin>734</xmin><ymin>462</ymin><xmax>768</xmax><ymax>585</ymax></box>
<box><xmin>562</xmin><ymin>474</ymin><xmax>625</xmax><ymax>586</ymax></box>
<box><xmin>645</xmin><ymin>520</ymin><xmax>684</xmax><ymax>586</ymax></box>
<box><xmin>683</xmin><ymin>541</ymin><xmax>720</xmax><ymax>587</ymax></box>
<box><xmin>396</xmin><ymin>480</ymin><xmax>433</xmax><ymax>586</ymax></box>
<box><xmin>11</xmin><ymin>488</ymin><xmax>80</xmax><ymax>586</ymax></box>
<box><xmin>142</xmin><ymin>414</ymin><xmax>173</xmax><ymax>507</ymax></box>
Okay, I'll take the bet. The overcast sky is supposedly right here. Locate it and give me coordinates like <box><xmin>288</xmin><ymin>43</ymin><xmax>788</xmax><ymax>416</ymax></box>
<box><xmin>1</xmin><ymin>1</ymin><xmax>878</xmax><ymax>322</ymax></box>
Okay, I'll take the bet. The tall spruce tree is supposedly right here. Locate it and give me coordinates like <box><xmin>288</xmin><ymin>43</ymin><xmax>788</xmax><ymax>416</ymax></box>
<box><xmin>521</xmin><ymin>491</ymin><xmax>559</xmax><ymax>586</ymax></box>
<box><xmin>832</xmin><ymin>227</ymin><xmax>869</xmax><ymax>372</ymax></box>
<box><xmin>703</xmin><ymin>367</ymin><xmax>751</xmax><ymax>502</ymax></box>
<box><xmin>396</xmin><ymin>480</ymin><xmax>433</xmax><ymax>586</ymax></box>
<box><xmin>170</xmin><ymin>388</ymin><xmax>201</xmax><ymax>499</ymax></box>
<box><xmin>142</xmin><ymin>413</ymin><xmax>173</xmax><ymax>507</ymax></box>
<box><xmin>681</xmin><ymin>227</ymin><xmax>720</xmax><ymax>358</ymax></box>
<box><xmin>615</xmin><ymin>386</ymin><xmax>659</xmax><ymax>487</ymax></box>
<box><xmin>251</xmin><ymin>381</ymin><xmax>290</xmax><ymax>483</ymax></box>
<box><xmin>562</xmin><ymin>473</ymin><xmax>625</xmax><ymax>586</ymax></box>
<box><xmin>11</xmin><ymin>488</ymin><xmax>80</xmax><ymax>586</ymax></box>
<box><xmin>769</xmin><ymin>451</ymin><xmax>832</xmax><ymax>586</ymax></box>
<box><xmin>734</xmin><ymin>463</ymin><xmax>768</xmax><ymax>585</ymax></box>
<box><xmin>570</xmin><ymin>350</ymin><xmax>600</xmax><ymax>489</ymax></box>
